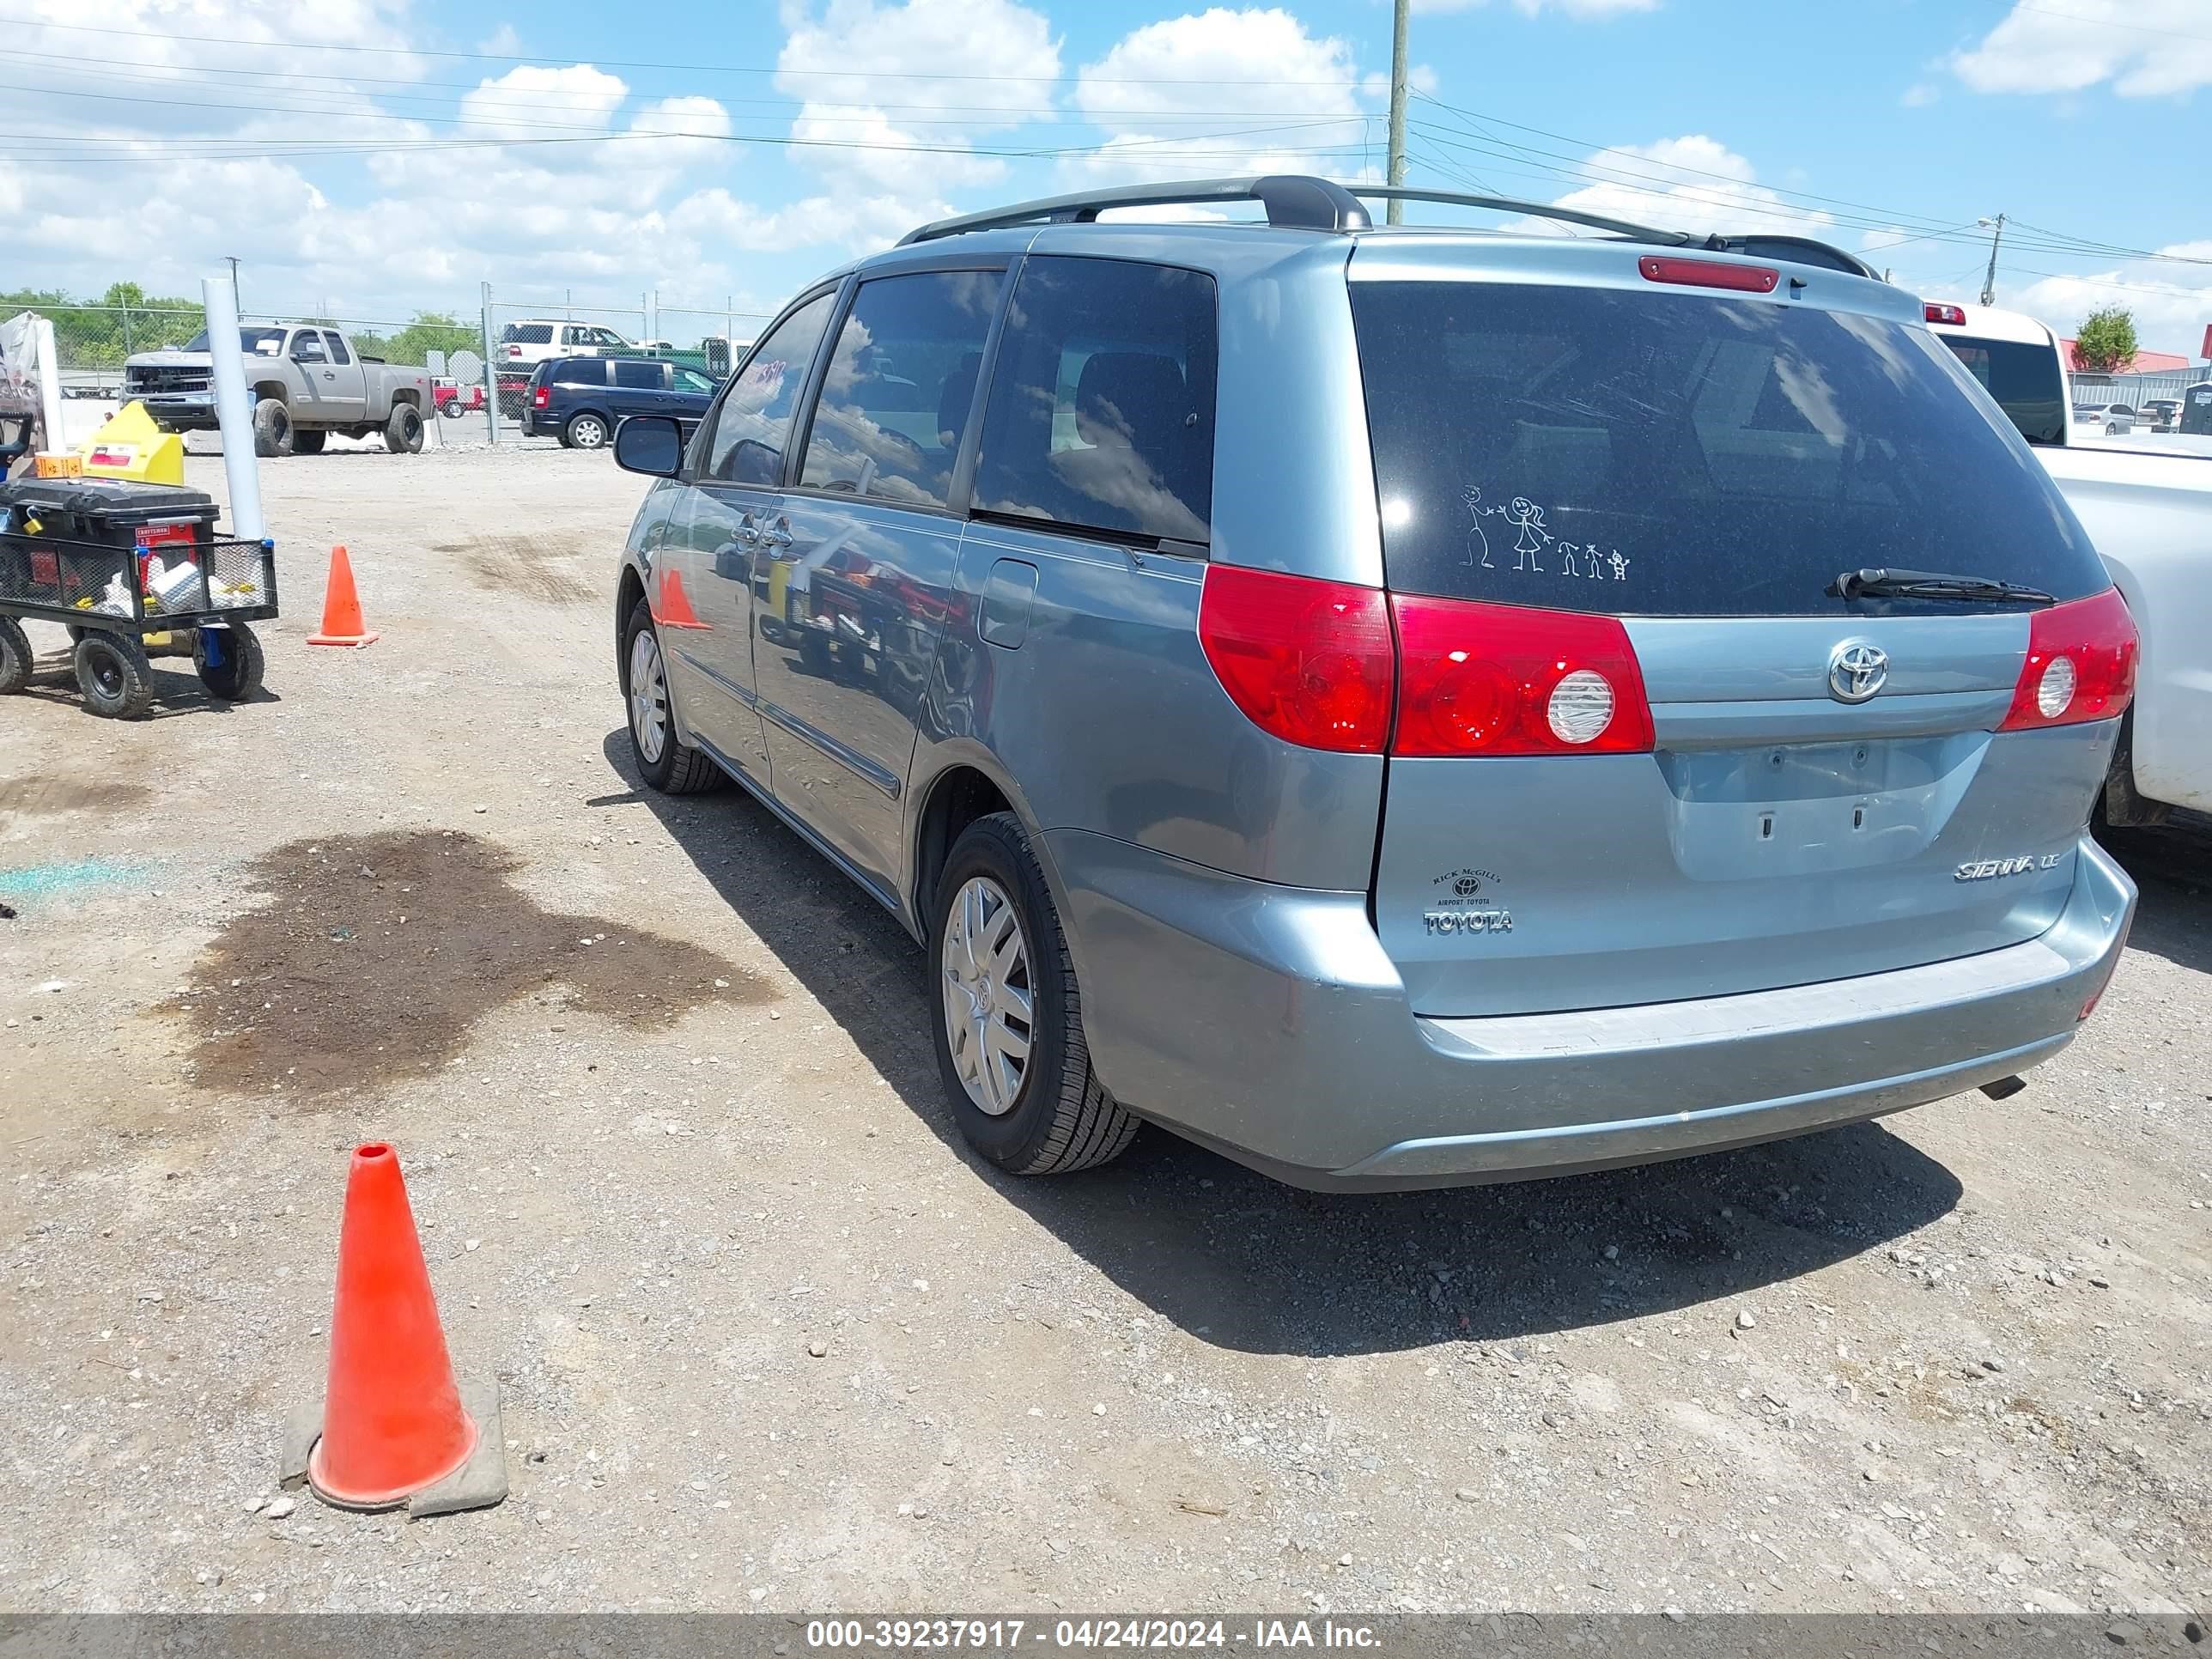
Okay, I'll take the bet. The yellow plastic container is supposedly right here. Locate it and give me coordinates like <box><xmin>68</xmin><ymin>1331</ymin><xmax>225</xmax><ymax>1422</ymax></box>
<box><xmin>78</xmin><ymin>402</ymin><xmax>185</xmax><ymax>486</ymax></box>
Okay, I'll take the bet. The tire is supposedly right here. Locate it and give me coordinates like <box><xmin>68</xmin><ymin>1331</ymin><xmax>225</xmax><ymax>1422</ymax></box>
<box><xmin>292</xmin><ymin>428</ymin><xmax>327</xmax><ymax>456</ymax></box>
<box><xmin>0</xmin><ymin>616</ymin><xmax>30</xmax><ymax>695</ymax></box>
<box><xmin>929</xmin><ymin>812</ymin><xmax>1139</xmax><ymax>1176</ymax></box>
<box><xmin>620</xmin><ymin>598</ymin><xmax>721</xmax><ymax>793</ymax></box>
<box><xmin>385</xmin><ymin>403</ymin><xmax>425</xmax><ymax>454</ymax></box>
<box><xmin>193</xmin><ymin>623</ymin><xmax>265</xmax><ymax>702</ymax></box>
<box><xmin>72</xmin><ymin>631</ymin><xmax>155</xmax><ymax>720</ymax></box>
<box><xmin>252</xmin><ymin>398</ymin><xmax>293</xmax><ymax>459</ymax></box>
<box><xmin>566</xmin><ymin>411</ymin><xmax>610</xmax><ymax>450</ymax></box>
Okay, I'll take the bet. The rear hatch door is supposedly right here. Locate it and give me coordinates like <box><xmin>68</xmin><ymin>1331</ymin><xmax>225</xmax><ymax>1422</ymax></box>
<box><xmin>1348</xmin><ymin>248</ymin><xmax>2119</xmax><ymax>1018</ymax></box>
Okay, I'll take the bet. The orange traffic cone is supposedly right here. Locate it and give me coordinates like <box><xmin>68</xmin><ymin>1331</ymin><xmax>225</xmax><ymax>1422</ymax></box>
<box><xmin>654</xmin><ymin>565</ymin><xmax>708</xmax><ymax>629</ymax></box>
<box><xmin>283</xmin><ymin>1143</ymin><xmax>507</xmax><ymax>1516</ymax></box>
<box><xmin>307</xmin><ymin>545</ymin><xmax>380</xmax><ymax>647</ymax></box>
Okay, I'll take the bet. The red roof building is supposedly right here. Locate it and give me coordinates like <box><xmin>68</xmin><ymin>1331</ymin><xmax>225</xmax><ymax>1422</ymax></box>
<box><xmin>2060</xmin><ymin>339</ymin><xmax>2196</xmax><ymax>375</ymax></box>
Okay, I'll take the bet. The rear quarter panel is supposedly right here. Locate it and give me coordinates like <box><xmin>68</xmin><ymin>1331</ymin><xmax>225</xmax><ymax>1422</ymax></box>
<box><xmin>915</xmin><ymin>520</ymin><xmax>1384</xmax><ymax>897</ymax></box>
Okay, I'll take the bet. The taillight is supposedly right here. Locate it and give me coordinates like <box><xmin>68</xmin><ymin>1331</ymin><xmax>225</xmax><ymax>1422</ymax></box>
<box><xmin>532</xmin><ymin>386</ymin><xmax>550</xmax><ymax>408</ymax></box>
<box><xmin>1924</xmin><ymin>301</ymin><xmax>1968</xmax><ymax>325</ymax></box>
<box><xmin>1197</xmin><ymin>565</ymin><xmax>1394</xmax><ymax>753</ymax></box>
<box><xmin>507</xmin><ymin>344</ymin><xmax>522</xmax><ymax>357</ymax></box>
<box><xmin>2001</xmin><ymin>587</ymin><xmax>2136</xmax><ymax>732</ymax></box>
<box><xmin>1639</xmin><ymin>256</ymin><xmax>1778</xmax><ymax>295</ymax></box>
<box><xmin>1392</xmin><ymin>595</ymin><xmax>1653</xmax><ymax>757</ymax></box>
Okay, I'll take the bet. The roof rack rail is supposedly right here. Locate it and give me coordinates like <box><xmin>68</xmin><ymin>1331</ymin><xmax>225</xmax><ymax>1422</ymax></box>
<box><xmin>1349</xmin><ymin>184</ymin><xmax>1690</xmax><ymax>246</ymax></box>
<box><xmin>898</xmin><ymin>173</ymin><xmax>1881</xmax><ymax>279</ymax></box>
<box><xmin>898</xmin><ymin>175</ymin><xmax>1370</xmax><ymax>245</ymax></box>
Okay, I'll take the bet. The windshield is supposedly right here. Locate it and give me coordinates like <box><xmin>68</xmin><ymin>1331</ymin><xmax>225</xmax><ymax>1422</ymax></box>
<box><xmin>182</xmin><ymin>327</ymin><xmax>289</xmax><ymax>356</ymax></box>
<box><xmin>1350</xmin><ymin>281</ymin><xmax>2108</xmax><ymax>617</ymax></box>
<box><xmin>1938</xmin><ymin>334</ymin><xmax>2068</xmax><ymax>446</ymax></box>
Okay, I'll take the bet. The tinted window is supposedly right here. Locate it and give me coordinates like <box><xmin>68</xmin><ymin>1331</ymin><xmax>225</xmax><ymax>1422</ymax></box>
<box><xmin>975</xmin><ymin>257</ymin><xmax>1217</xmax><ymax>544</ymax></box>
<box><xmin>552</xmin><ymin>359</ymin><xmax>605</xmax><ymax>386</ymax></box>
<box><xmin>1351</xmin><ymin>283</ymin><xmax>2107</xmax><ymax>617</ymax></box>
<box><xmin>702</xmin><ymin>290</ymin><xmax>835</xmax><ymax>487</ymax></box>
<box><xmin>185</xmin><ymin>327</ymin><xmax>286</xmax><ymax>354</ymax></box>
<box><xmin>1938</xmin><ymin>334</ymin><xmax>2064</xmax><ymax>446</ymax></box>
<box><xmin>502</xmin><ymin>324</ymin><xmax>554</xmax><ymax>345</ymax></box>
<box><xmin>613</xmin><ymin>360</ymin><xmax>664</xmax><ymax>390</ymax></box>
<box><xmin>799</xmin><ymin>270</ymin><xmax>1002</xmax><ymax>510</ymax></box>
<box><xmin>324</xmin><ymin>331</ymin><xmax>351</xmax><ymax>365</ymax></box>
<box><xmin>290</xmin><ymin>331</ymin><xmax>327</xmax><ymax>363</ymax></box>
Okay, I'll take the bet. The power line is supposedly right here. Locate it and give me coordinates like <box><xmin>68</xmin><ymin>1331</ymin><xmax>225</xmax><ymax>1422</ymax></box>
<box><xmin>1974</xmin><ymin>0</ymin><xmax>2212</xmax><ymax>46</ymax></box>
<box><xmin>4</xmin><ymin>46</ymin><xmax>1378</xmax><ymax>123</ymax></box>
<box><xmin>0</xmin><ymin>13</ymin><xmax>1370</xmax><ymax>85</ymax></box>
<box><xmin>0</xmin><ymin>79</ymin><xmax>1364</xmax><ymax>157</ymax></box>
<box><xmin>1412</xmin><ymin>96</ymin><xmax>2212</xmax><ymax>270</ymax></box>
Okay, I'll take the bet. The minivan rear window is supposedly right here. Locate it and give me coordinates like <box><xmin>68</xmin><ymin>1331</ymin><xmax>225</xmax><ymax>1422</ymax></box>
<box><xmin>1350</xmin><ymin>282</ymin><xmax>2107</xmax><ymax>617</ymax></box>
<box><xmin>1938</xmin><ymin>335</ymin><xmax>2067</xmax><ymax>446</ymax></box>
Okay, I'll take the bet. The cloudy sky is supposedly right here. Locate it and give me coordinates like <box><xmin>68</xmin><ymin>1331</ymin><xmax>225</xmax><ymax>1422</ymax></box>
<box><xmin>9</xmin><ymin>0</ymin><xmax>2211</xmax><ymax>355</ymax></box>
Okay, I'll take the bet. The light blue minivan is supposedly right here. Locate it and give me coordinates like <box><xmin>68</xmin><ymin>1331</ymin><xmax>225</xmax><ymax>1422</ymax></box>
<box><xmin>611</xmin><ymin>175</ymin><xmax>2137</xmax><ymax>1191</ymax></box>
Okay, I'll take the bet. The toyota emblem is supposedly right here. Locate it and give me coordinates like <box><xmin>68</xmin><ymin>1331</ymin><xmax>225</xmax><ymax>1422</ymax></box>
<box><xmin>1827</xmin><ymin>640</ymin><xmax>1889</xmax><ymax>703</ymax></box>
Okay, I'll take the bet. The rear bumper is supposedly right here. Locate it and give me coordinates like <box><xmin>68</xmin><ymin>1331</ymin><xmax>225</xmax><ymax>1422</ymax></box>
<box><xmin>1045</xmin><ymin>830</ymin><xmax>2136</xmax><ymax>1191</ymax></box>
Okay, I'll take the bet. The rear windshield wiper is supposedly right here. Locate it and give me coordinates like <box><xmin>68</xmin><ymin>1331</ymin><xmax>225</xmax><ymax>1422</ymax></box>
<box><xmin>1831</xmin><ymin>568</ymin><xmax>2056</xmax><ymax>606</ymax></box>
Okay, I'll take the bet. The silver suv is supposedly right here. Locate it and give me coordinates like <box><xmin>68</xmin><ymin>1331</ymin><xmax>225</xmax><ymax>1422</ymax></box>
<box><xmin>611</xmin><ymin>176</ymin><xmax>2139</xmax><ymax>1190</ymax></box>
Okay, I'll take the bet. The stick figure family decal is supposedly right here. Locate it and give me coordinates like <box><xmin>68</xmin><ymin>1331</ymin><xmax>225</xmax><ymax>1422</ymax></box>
<box><xmin>1460</xmin><ymin>487</ymin><xmax>1631</xmax><ymax>582</ymax></box>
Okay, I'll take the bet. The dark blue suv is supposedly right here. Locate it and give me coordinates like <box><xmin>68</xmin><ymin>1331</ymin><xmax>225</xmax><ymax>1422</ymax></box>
<box><xmin>525</xmin><ymin>356</ymin><xmax>719</xmax><ymax>450</ymax></box>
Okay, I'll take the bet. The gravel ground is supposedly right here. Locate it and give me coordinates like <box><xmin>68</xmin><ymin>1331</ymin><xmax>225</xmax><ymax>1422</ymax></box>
<box><xmin>1</xmin><ymin>444</ymin><xmax>2207</xmax><ymax>1619</ymax></box>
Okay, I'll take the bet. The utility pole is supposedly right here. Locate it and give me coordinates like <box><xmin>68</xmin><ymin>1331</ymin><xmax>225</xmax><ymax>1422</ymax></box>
<box><xmin>1386</xmin><ymin>0</ymin><xmax>1409</xmax><ymax>225</ymax></box>
<box><xmin>1978</xmin><ymin>214</ymin><xmax>2006</xmax><ymax>308</ymax></box>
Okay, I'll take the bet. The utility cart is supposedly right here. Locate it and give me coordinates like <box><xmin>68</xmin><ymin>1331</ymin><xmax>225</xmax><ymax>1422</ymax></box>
<box><xmin>0</xmin><ymin>477</ymin><xmax>278</xmax><ymax>720</ymax></box>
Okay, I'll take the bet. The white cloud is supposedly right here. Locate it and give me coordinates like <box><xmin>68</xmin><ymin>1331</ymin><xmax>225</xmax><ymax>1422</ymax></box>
<box><xmin>1067</xmin><ymin>9</ymin><xmax>1373</xmax><ymax>187</ymax></box>
<box><xmin>1513</xmin><ymin>135</ymin><xmax>1835</xmax><ymax>241</ymax></box>
<box><xmin>1411</xmin><ymin>0</ymin><xmax>1656</xmax><ymax>15</ymax></box>
<box><xmin>1952</xmin><ymin>0</ymin><xmax>2212</xmax><ymax>98</ymax></box>
<box><xmin>2010</xmin><ymin>246</ymin><xmax>2212</xmax><ymax>360</ymax></box>
<box><xmin>774</xmin><ymin>0</ymin><xmax>1059</xmax><ymax>237</ymax></box>
<box><xmin>3</xmin><ymin>0</ymin><xmax>823</xmax><ymax>320</ymax></box>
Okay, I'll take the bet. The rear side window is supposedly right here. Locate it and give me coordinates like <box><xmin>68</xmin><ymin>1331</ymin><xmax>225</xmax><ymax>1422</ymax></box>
<box><xmin>552</xmin><ymin>360</ymin><xmax>604</xmax><ymax>386</ymax></box>
<box><xmin>324</xmin><ymin>331</ymin><xmax>351</xmax><ymax>365</ymax></box>
<box><xmin>502</xmin><ymin>324</ymin><xmax>554</xmax><ymax>345</ymax></box>
<box><xmin>1940</xmin><ymin>335</ymin><xmax>2066</xmax><ymax>446</ymax></box>
<box><xmin>613</xmin><ymin>360</ymin><xmax>663</xmax><ymax>390</ymax></box>
<box><xmin>975</xmin><ymin>257</ymin><xmax>1217</xmax><ymax>545</ymax></box>
<box><xmin>800</xmin><ymin>270</ymin><xmax>1003</xmax><ymax>510</ymax></box>
<box><xmin>1350</xmin><ymin>282</ymin><xmax>2108</xmax><ymax>617</ymax></box>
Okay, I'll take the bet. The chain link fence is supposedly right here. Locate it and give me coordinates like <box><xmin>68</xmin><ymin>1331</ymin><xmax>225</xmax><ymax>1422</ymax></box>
<box><xmin>14</xmin><ymin>288</ymin><xmax>778</xmax><ymax>446</ymax></box>
<box><xmin>476</xmin><ymin>294</ymin><xmax>769</xmax><ymax>440</ymax></box>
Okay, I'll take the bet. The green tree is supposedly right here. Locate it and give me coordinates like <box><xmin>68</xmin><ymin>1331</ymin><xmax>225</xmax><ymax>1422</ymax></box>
<box><xmin>2073</xmin><ymin>307</ymin><xmax>2139</xmax><ymax>375</ymax></box>
<box><xmin>0</xmin><ymin>282</ymin><xmax>204</xmax><ymax>368</ymax></box>
<box><xmin>378</xmin><ymin>313</ymin><xmax>479</xmax><ymax>366</ymax></box>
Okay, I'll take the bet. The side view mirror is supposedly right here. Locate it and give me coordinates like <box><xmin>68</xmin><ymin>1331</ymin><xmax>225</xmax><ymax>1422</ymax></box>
<box><xmin>615</xmin><ymin>415</ymin><xmax>685</xmax><ymax>477</ymax></box>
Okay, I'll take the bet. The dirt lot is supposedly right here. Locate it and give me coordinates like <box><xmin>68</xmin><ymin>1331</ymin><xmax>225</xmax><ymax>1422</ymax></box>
<box><xmin>1</xmin><ymin>443</ymin><xmax>2207</xmax><ymax>1620</ymax></box>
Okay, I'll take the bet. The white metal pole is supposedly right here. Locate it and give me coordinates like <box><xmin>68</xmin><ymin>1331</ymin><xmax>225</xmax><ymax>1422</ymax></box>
<box><xmin>31</xmin><ymin>317</ymin><xmax>64</xmax><ymax>453</ymax></box>
<box><xmin>480</xmin><ymin>282</ymin><xmax>499</xmax><ymax>447</ymax></box>
<box><xmin>201</xmin><ymin>276</ymin><xmax>265</xmax><ymax>538</ymax></box>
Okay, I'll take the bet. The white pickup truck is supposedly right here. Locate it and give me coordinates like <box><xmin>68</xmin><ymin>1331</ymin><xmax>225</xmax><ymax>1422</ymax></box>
<box><xmin>124</xmin><ymin>322</ymin><xmax>433</xmax><ymax>459</ymax></box>
<box><xmin>1927</xmin><ymin>302</ymin><xmax>2212</xmax><ymax>825</ymax></box>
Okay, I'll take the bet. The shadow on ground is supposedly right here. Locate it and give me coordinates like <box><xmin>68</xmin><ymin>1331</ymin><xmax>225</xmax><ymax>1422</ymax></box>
<box><xmin>599</xmin><ymin>729</ymin><xmax>1962</xmax><ymax>1358</ymax></box>
<box><xmin>2099</xmin><ymin>813</ymin><xmax>2212</xmax><ymax>976</ymax></box>
<box><xmin>12</xmin><ymin>643</ymin><xmax>279</xmax><ymax>720</ymax></box>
